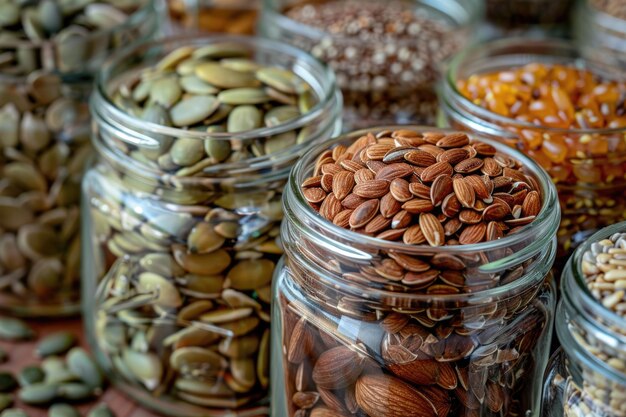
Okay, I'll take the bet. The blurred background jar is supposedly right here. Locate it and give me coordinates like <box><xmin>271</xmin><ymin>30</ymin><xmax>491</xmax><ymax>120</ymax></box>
<box><xmin>0</xmin><ymin>0</ymin><xmax>160</xmax><ymax>317</ymax></box>
<box><xmin>272</xmin><ymin>126</ymin><xmax>560</xmax><ymax>417</ymax></box>
<box><xmin>575</xmin><ymin>0</ymin><xmax>626</xmax><ymax>71</ymax></box>
<box><xmin>260</xmin><ymin>0</ymin><xmax>483</xmax><ymax>130</ymax></box>
<box><xmin>83</xmin><ymin>35</ymin><xmax>341</xmax><ymax>416</ymax></box>
<box><xmin>542</xmin><ymin>222</ymin><xmax>626</xmax><ymax>417</ymax></box>
<box><xmin>168</xmin><ymin>0</ymin><xmax>260</xmax><ymax>34</ymax></box>
<box><xmin>483</xmin><ymin>0</ymin><xmax>574</xmax><ymax>38</ymax></box>
<box><xmin>441</xmin><ymin>38</ymin><xmax>626</xmax><ymax>268</ymax></box>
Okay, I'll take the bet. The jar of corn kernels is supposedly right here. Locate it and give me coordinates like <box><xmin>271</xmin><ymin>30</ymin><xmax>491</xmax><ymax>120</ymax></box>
<box><xmin>441</xmin><ymin>38</ymin><xmax>626</xmax><ymax>267</ymax></box>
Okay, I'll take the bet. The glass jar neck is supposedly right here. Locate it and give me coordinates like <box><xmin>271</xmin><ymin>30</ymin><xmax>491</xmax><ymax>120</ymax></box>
<box><xmin>281</xmin><ymin>126</ymin><xmax>560</xmax><ymax>309</ymax></box>
<box><xmin>558</xmin><ymin>222</ymin><xmax>626</xmax><ymax>385</ymax></box>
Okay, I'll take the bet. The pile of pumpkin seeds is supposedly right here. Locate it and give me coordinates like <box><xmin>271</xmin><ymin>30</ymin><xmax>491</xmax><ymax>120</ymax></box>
<box><xmin>0</xmin><ymin>0</ymin><xmax>149</xmax><ymax>75</ymax></box>
<box><xmin>84</xmin><ymin>41</ymin><xmax>327</xmax><ymax>412</ymax></box>
<box><xmin>110</xmin><ymin>42</ymin><xmax>319</xmax><ymax>175</ymax></box>
<box><xmin>0</xmin><ymin>317</ymin><xmax>116</xmax><ymax>417</ymax></box>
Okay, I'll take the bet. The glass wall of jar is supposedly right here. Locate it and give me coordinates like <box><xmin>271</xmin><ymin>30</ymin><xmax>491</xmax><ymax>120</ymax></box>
<box><xmin>83</xmin><ymin>35</ymin><xmax>341</xmax><ymax>416</ymax></box>
<box><xmin>542</xmin><ymin>222</ymin><xmax>626</xmax><ymax>417</ymax></box>
<box><xmin>441</xmin><ymin>38</ymin><xmax>626</xmax><ymax>267</ymax></box>
<box><xmin>575</xmin><ymin>0</ymin><xmax>626</xmax><ymax>71</ymax></box>
<box><xmin>169</xmin><ymin>0</ymin><xmax>260</xmax><ymax>35</ymax></box>
<box><xmin>260</xmin><ymin>0</ymin><xmax>483</xmax><ymax>130</ymax></box>
<box><xmin>482</xmin><ymin>0</ymin><xmax>573</xmax><ymax>38</ymax></box>
<box><xmin>272</xmin><ymin>126</ymin><xmax>560</xmax><ymax>417</ymax></box>
<box><xmin>0</xmin><ymin>0</ymin><xmax>160</xmax><ymax>317</ymax></box>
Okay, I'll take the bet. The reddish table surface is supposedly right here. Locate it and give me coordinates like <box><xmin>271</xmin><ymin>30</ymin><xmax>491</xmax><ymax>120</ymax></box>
<box><xmin>0</xmin><ymin>318</ymin><xmax>160</xmax><ymax>417</ymax></box>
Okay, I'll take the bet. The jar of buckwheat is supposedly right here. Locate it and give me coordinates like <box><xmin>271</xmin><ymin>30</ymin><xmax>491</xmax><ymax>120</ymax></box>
<box><xmin>273</xmin><ymin>126</ymin><xmax>560</xmax><ymax>417</ymax></box>
<box><xmin>542</xmin><ymin>222</ymin><xmax>626</xmax><ymax>417</ymax></box>
<box><xmin>83</xmin><ymin>35</ymin><xmax>341</xmax><ymax>416</ymax></box>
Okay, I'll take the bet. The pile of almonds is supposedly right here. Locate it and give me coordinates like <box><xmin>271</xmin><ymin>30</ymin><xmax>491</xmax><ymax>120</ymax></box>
<box><xmin>302</xmin><ymin>130</ymin><xmax>542</xmax><ymax>247</ymax></box>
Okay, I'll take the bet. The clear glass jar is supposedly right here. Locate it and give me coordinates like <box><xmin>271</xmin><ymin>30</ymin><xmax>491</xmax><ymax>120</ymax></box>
<box><xmin>260</xmin><ymin>0</ymin><xmax>483</xmax><ymax>130</ymax></box>
<box><xmin>272</xmin><ymin>126</ymin><xmax>560</xmax><ymax>417</ymax></box>
<box><xmin>82</xmin><ymin>35</ymin><xmax>341</xmax><ymax>417</ymax></box>
<box><xmin>441</xmin><ymin>37</ymin><xmax>626</xmax><ymax>267</ymax></box>
<box><xmin>169</xmin><ymin>0</ymin><xmax>260</xmax><ymax>34</ymax></box>
<box><xmin>575</xmin><ymin>0</ymin><xmax>626</xmax><ymax>70</ymax></box>
<box><xmin>0</xmin><ymin>0</ymin><xmax>160</xmax><ymax>317</ymax></box>
<box><xmin>542</xmin><ymin>222</ymin><xmax>626</xmax><ymax>417</ymax></box>
<box><xmin>483</xmin><ymin>0</ymin><xmax>573</xmax><ymax>38</ymax></box>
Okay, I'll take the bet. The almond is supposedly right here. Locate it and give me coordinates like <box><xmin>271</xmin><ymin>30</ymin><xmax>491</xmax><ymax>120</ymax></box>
<box><xmin>402</xmin><ymin>269</ymin><xmax>439</xmax><ymax>287</ymax></box>
<box><xmin>332</xmin><ymin>171</ymin><xmax>355</xmax><ymax>201</ymax></box>
<box><xmin>365</xmin><ymin>214</ymin><xmax>392</xmax><ymax>234</ymax></box>
<box><xmin>521</xmin><ymin>190</ymin><xmax>541</xmax><ymax>217</ymax></box>
<box><xmin>340</xmin><ymin>159</ymin><xmax>365</xmax><ymax>173</ymax></box>
<box><xmin>454</xmin><ymin>157</ymin><xmax>484</xmax><ymax>174</ymax></box>
<box><xmin>437</xmin><ymin>148</ymin><xmax>468</xmax><ymax>165</ymax></box>
<box><xmin>333</xmin><ymin>209</ymin><xmax>353</xmax><ymax>228</ymax></box>
<box><xmin>380</xmin><ymin>192</ymin><xmax>402</xmax><ymax>218</ymax></box>
<box><xmin>436</xmin><ymin>132</ymin><xmax>469</xmax><ymax>148</ymax></box>
<box><xmin>391</xmin><ymin>210</ymin><xmax>412</xmax><ymax>229</ymax></box>
<box><xmin>420</xmin><ymin>161</ymin><xmax>453</xmax><ymax>182</ymax></box>
<box><xmin>402</xmin><ymin>224</ymin><xmax>426</xmax><ymax>245</ymax></box>
<box><xmin>441</xmin><ymin>193</ymin><xmax>461</xmax><ymax>217</ymax></box>
<box><xmin>301</xmin><ymin>175</ymin><xmax>322</xmax><ymax>188</ymax></box>
<box><xmin>473</xmin><ymin>142</ymin><xmax>497</xmax><ymax>156</ymax></box>
<box><xmin>419</xmin><ymin>144</ymin><xmax>445</xmax><ymax>157</ymax></box>
<box><xmin>464</xmin><ymin>175</ymin><xmax>491</xmax><ymax>201</ymax></box>
<box><xmin>458</xmin><ymin>222</ymin><xmax>487</xmax><ymax>244</ymax></box>
<box><xmin>486</xmin><ymin>221</ymin><xmax>505</xmax><ymax>241</ymax></box>
<box><xmin>380</xmin><ymin>312</ymin><xmax>410</xmax><ymax>333</ymax></box>
<box><xmin>482</xmin><ymin>203</ymin><xmax>510</xmax><ymax>221</ymax></box>
<box><xmin>404</xmin><ymin>150</ymin><xmax>436</xmax><ymax>167</ymax></box>
<box><xmin>383</xmin><ymin>146</ymin><xmax>414</xmax><ymax>163</ymax></box>
<box><xmin>420</xmin><ymin>213</ymin><xmax>445</xmax><ymax>246</ymax></box>
<box><xmin>366</xmin><ymin>143</ymin><xmax>395</xmax><ymax>160</ymax></box>
<box><xmin>310</xmin><ymin>406</ymin><xmax>350</xmax><ymax>417</ymax></box>
<box><xmin>293</xmin><ymin>391</ymin><xmax>319</xmax><ymax>409</ymax></box>
<box><xmin>366</xmin><ymin>160</ymin><xmax>386</xmax><ymax>173</ymax></box>
<box><xmin>303</xmin><ymin>187</ymin><xmax>326</xmax><ymax>203</ymax></box>
<box><xmin>402</xmin><ymin>199</ymin><xmax>435</xmax><ymax>214</ymax></box>
<box><xmin>312</xmin><ymin>346</ymin><xmax>364</xmax><ymax>389</ymax></box>
<box><xmin>408</xmin><ymin>182</ymin><xmax>431</xmax><ymax>199</ymax></box>
<box><xmin>444</xmin><ymin>217</ymin><xmax>463</xmax><ymax>236</ymax></box>
<box><xmin>349</xmin><ymin>199</ymin><xmax>379</xmax><ymax>229</ymax></box>
<box><xmin>453</xmin><ymin>178</ymin><xmax>475</xmax><ymax>208</ymax></box>
<box><xmin>353</xmin><ymin>180</ymin><xmax>390</xmax><ymax>198</ymax></box>
<box><xmin>342</xmin><ymin>193</ymin><xmax>368</xmax><ymax>209</ymax></box>
<box><xmin>481</xmin><ymin>157</ymin><xmax>502</xmax><ymax>176</ymax></box>
<box><xmin>355</xmin><ymin>373</ymin><xmax>437</xmax><ymax>417</ymax></box>
<box><xmin>376</xmin><ymin>163</ymin><xmax>414</xmax><ymax>181</ymax></box>
<box><xmin>389</xmin><ymin>178</ymin><xmax>413</xmax><ymax>202</ymax></box>
<box><xmin>287</xmin><ymin>317</ymin><xmax>312</xmax><ymax>364</ymax></box>
<box><xmin>430</xmin><ymin>175</ymin><xmax>453</xmax><ymax>207</ymax></box>
<box><xmin>319</xmin><ymin>193</ymin><xmax>342</xmax><ymax>220</ymax></box>
<box><xmin>420</xmin><ymin>386</ymin><xmax>452</xmax><ymax>417</ymax></box>
<box><xmin>320</xmin><ymin>173</ymin><xmax>333</xmax><ymax>192</ymax></box>
<box><xmin>321</xmin><ymin>162</ymin><xmax>342</xmax><ymax>175</ymax></box>
<box><xmin>388</xmin><ymin>251</ymin><xmax>431</xmax><ymax>272</ymax></box>
<box><xmin>354</xmin><ymin>168</ymin><xmax>374</xmax><ymax>184</ymax></box>
<box><xmin>459</xmin><ymin>209</ymin><xmax>482</xmax><ymax>224</ymax></box>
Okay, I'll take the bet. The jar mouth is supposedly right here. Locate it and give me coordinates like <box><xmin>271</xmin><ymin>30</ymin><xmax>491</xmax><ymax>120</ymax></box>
<box><xmin>444</xmin><ymin>37</ymin><xmax>626</xmax><ymax>136</ymax></box>
<box><xmin>261</xmin><ymin>0</ymin><xmax>484</xmax><ymax>44</ymax></box>
<box><xmin>284</xmin><ymin>125</ymin><xmax>560</xmax><ymax>302</ymax></box>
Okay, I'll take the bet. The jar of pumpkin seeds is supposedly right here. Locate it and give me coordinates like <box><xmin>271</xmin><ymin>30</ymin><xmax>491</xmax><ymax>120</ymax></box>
<box><xmin>82</xmin><ymin>35</ymin><xmax>341</xmax><ymax>416</ymax></box>
<box><xmin>0</xmin><ymin>0</ymin><xmax>160</xmax><ymax>316</ymax></box>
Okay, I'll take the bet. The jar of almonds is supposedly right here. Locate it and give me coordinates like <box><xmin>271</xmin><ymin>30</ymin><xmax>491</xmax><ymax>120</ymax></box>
<box><xmin>273</xmin><ymin>127</ymin><xmax>561</xmax><ymax>417</ymax></box>
<box><xmin>441</xmin><ymin>38</ymin><xmax>626</xmax><ymax>267</ymax></box>
<box><xmin>575</xmin><ymin>0</ymin><xmax>626</xmax><ymax>71</ymax></box>
<box><xmin>0</xmin><ymin>0</ymin><xmax>159</xmax><ymax>316</ymax></box>
<box><xmin>260</xmin><ymin>0</ymin><xmax>482</xmax><ymax>129</ymax></box>
<box><xmin>542</xmin><ymin>222</ymin><xmax>626</xmax><ymax>417</ymax></box>
<box><xmin>83</xmin><ymin>36</ymin><xmax>341</xmax><ymax>416</ymax></box>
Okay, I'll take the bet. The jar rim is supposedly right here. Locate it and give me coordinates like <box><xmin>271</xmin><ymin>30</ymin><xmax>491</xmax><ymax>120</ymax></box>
<box><xmin>444</xmin><ymin>37</ymin><xmax>626</xmax><ymax>136</ymax></box>
<box><xmin>94</xmin><ymin>34</ymin><xmax>338</xmax><ymax>143</ymax></box>
<box><xmin>584</xmin><ymin>0</ymin><xmax>626</xmax><ymax>31</ymax></box>
<box><xmin>261</xmin><ymin>0</ymin><xmax>484</xmax><ymax>44</ymax></box>
<box><xmin>283</xmin><ymin>125</ymin><xmax>560</xmax><ymax>302</ymax></box>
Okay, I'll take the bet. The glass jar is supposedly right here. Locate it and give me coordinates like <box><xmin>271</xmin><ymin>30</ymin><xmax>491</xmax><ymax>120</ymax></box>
<box><xmin>441</xmin><ymin>38</ymin><xmax>626</xmax><ymax>267</ymax></box>
<box><xmin>82</xmin><ymin>35</ymin><xmax>341</xmax><ymax>416</ymax></box>
<box><xmin>260</xmin><ymin>0</ymin><xmax>482</xmax><ymax>130</ymax></box>
<box><xmin>483</xmin><ymin>0</ymin><xmax>573</xmax><ymax>38</ymax></box>
<box><xmin>169</xmin><ymin>0</ymin><xmax>260</xmax><ymax>34</ymax></box>
<box><xmin>575</xmin><ymin>0</ymin><xmax>626</xmax><ymax>70</ymax></box>
<box><xmin>272</xmin><ymin>126</ymin><xmax>560</xmax><ymax>417</ymax></box>
<box><xmin>0</xmin><ymin>0</ymin><xmax>160</xmax><ymax>317</ymax></box>
<box><xmin>542</xmin><ymin>222</ymin><xmax>626</xmax><ymax>417</ymax></box>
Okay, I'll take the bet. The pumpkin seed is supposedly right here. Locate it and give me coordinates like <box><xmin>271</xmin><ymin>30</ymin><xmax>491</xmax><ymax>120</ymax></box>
<box><xmin>86</xmin><ymin>404</ymin><xmax>115</xmax><ymax>417</ymax></box>
<box><xmin>121</xmin><ymin>349</ymin><xmax>162</xmax><ymax>390</ymax></box>
<box><xmin>0</xmin><ymin>409</ymin><xmax>27</xmax><ymax>417</ymax></box>
<box><xmin>0</xmin><ymin>318</ymin><xmax>34</xmax><ymax>341</ymax></box>
<box><xmin>169</xmin><ymin>95</ymin><xmax>219</xmax><ymax>127</ymax></box>
<box><xmin>218</xmin><ymin>88</ymin><xmax>271</xmax><ymax>105</ymax></box>
<box><xmin>18</xmin><ymin>367</ymin><xmax>44</xmax><ymax>386</ymax></box>
<box><xmin>179</xmin><ymin>75</ymin><xmax>219</xmax><ymax>95</ymax></box>
<box><xmin>227</xmin><ymin>105</ymin><xmax>262</xmax><ymax>133</ymax></box>
<box><xmin>49</xmin><ymin>403</ymin><xmax>80</xmax><ymax>417</ymax></box>
<box><xmin>56</xmin><ymin>383</ymin><xmax>93</xmax><ymax>401</ymax></box>
<box><xmin>36</xmin><ymin>332</ymin><xmax>76</xmax><ymax>357</ymax></box>
<box><xmin>19</xmin><ymin>383</ymin><xmax>57</xmax><ymax>405</ymax></box>
<box><xmin>66</xmin><ymin>348</ymin><xmax>103</xmax><ymax>390</ymax></box>
<box><xmin>256</xmin><ymin>67</ymin><xmax>299</xmax><ymax>94</ymax></box>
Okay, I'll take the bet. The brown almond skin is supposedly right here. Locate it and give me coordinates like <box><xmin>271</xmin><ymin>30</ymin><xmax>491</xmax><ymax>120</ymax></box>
<box><xmin>353</xmin><ymin>180</ymin><xmax>390</xmax><ymax>198</ymax></box>
<box><xmin>312</xmin><ymin>346</ymin><xmax>364</xmax><ymax>390</ymax></box>
<box><xmin>355</xmin><ymin>373</ymin><xmax>437</xmax><ymax>417</ymax></box>
<box><xmin>350</xmin><ymin>199</ymin><xmax>379</xmax><ymax>229</ymax></box>
<box><xmin>420</xmin><ymin>161</ymin><xmax>453</xmax><ymax>182</ymax></box>
<box><xmin>332</xmin><ymin>170</ymin><xmax>355</xmax><ymax>201</ymax></box>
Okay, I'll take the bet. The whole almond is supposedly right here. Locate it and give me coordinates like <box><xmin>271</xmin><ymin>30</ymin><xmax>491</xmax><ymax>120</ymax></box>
<box><xmin>419</xmin><ymin>144</ymin><xmax>445</xmax><ymax>157</ymax></box>
<box><xmin>355</xmin><ymin>373</ymin><xmax>437</xmax><ymax>417</ymax></box>
<box><xmin>486</xmin><ymin>221</ymin><xmax>505</xmax><ymax>241</ymax></box>
<box><xmin>340</xmin><ymin>159</ymin><xmax>365</xmax><ymax>173</ymax></box>
<box><xmin>388</xmin><ymin>251</ymin><xmax>430</xmax><ymax>272</ymax></box>
<box><xmin>310</xmin><ymin>406</ymin><xmax>350</xmax><ymax>417</ymax></box>
<box><xmin>301</xmin><ymin>175</ymin><xmax>322</xmax><ymax>188</ymax></box>
<box><xmin>333</xmin><ymin>209</ymin><xmax>353</xmax><ymax>228</ymax></box>
<box><xmin>430</xmin><ymin>175</ymin><xmax>453</xmax><ymax>207</ymax></box>
<box><xmin>293</xmin><ymin>391</ymin><xmax>320</xmax><ymax>409</ymax></box>
<box><xmin>376</xmin><ymin>163</ymin><xmax>414</xmax><ymax>181</ymax></box>
<box><xmin>402</xmin><ymin>199</ymin><xmax>435</xmax><ymax>214</ymax></box>
<box><xmin>332</xmin><ymin>171</ymin><xmax>355</xmax><ymax>201</ymax></box>
<box><xmin>391</xmin><ymin>210</ymin><xmax>412</xmax><ymax>229</ymax></box>
<box><xmin>319</xmin><ymin>193</ymin><xmax>342</xmax><ymax>220</ymax></box>
<box><xmin>459</xmin><ymin>209</ymin><xmax>482</xmax><ymax>224</ymax></box>
<box><xmin>481</xmin><ymin>157</ymin><xmax>502</xmax><ymax>176</ymax></box>
<box><xmin>458</xmin><ymin>222</ymin><xmax>487</xmax><ymax>244</ymax></box>
<box><xmin>303</xmin><ymin>187</ymin><xmax>326</xmax><ymax>204</ymax></box>
<box><xmin>350</xmin><ymin>199</ymin><xmax>379</xmax><ymax>229</ymax></box>
<box><xmin>521</xmin><ymin>190</ymin><xmax>541</xmax><ymax>217</ymax></box>
<box><xmin>473</xmin><ymin>142</ymin><xmax>497</xmax><ymax>156</ymax></box>
<box><xmin>482</xmin><ymin>203</ymin><xmax>511</xmax><ymax>221</ymax></box>
<box><xmin>444</xmin><ymin>217</ymin><xmax>463</xmax><ymax>236</ymax></box>
<box><xmin>365</xmin><ymin>214</ymin><xmax>392</xmax><ymax>234</ymax></box>
<box><xmin>321</xmin><ymin>173</ymin><xmax>333</xmax><ymax>192</ymax></box>
<box><xmin>321</xmin><ymin>162</ymin><xmax>342</xmax><ymax>175</ymax></box>
<box><xmin>420</xmin><ymin>161</ymin><xmax>453</xmax><ymax>183</ymax></box>
<box><xmin>403</xmin><ymin>224</ymin><xmax>426</xmax><ymax>245</ymax></box>
<box><xmin>454</xmin><ymin>157</ymin><xmax>484</xmax><ymax>174</ymax></box>
<box><xmin>408</xmin><ymin>182</ymin><xmax>431</xmax><ymax>199</ymax></box>
<box><xmin>312</xmin><ymin>346</ymin><xmax>364</xmax><ymax>389</ymax></box>
<box><xmin>390</xmin><ymin>178</ymin><xmax>413</xmax><ymax>202</ymax></box>
<box><xmin>436</xmin><ymin>132</ymin><xmax>470</xmax><ymax>148</ymax></box>
<box><xmin>453</xmin><ymin>178</ymin><xmax>475</xmax><ymax>208</ymax></box>
<box><xmin>342</xmin><ymin>193</ymin><xmax>368</xmax><ymax>209</ymax></box>
<box><xmin>441</xmin><ymin>193</ymin><xmax>461</xmax><ymax>218</ymax></box>
<box><xmin>366</xmin><ymin>143</ymin><xmax>394</xmax><ymax>160</ymax></box>
<box><xmin>419</xmin><ymin>213</ymin><xmax>445</xmax><ymax>246</ymax></box>
<box><xmin>366</xmin><ymin>160</ymin><xmax>386</xmax><ymax>173</ymax></box>
<box><xmin>383</xmin><ymin>146</ymin><xmax>414</xmax><ymax>163</ymax></box>
<box><xmin>354</xmin><ymin>168</ymin><xmax>375</xmax><ymax>184</ymax></box>
<box><xmin>380</xmin><ymin>192</ymin><xmax>402</xmax><ymax>218</ymax></box>
<box><xmin>404</xmin><ymin>150</ymin><xmax>436</xmax><ymax>167</ymax></box>
<box><xmin>287</xmin><ymin>317</ymin><xmax>312</xmax><ymax>364</ymax></box>
<box><xmin>464</xmin><ymin>175</ymin><xmax>491</xmax><ymax>201</ymax></box>
<box><xmin>353</xmin><ymin>180</ymin><xmax>390</xmax><ymax>198</ymax></box>
<box><xmin>403</xmin><ymin>269</ymin><xmax>439</xmax><ymax>287</ymax></box>
<box><xmin>437</xmin><ymin>148</ymin><xmax>469</xmax><ymax>165</ymax></box>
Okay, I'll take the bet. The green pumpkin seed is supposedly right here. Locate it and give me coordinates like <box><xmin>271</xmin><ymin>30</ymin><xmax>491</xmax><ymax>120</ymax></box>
<box><xmin>18</xmin><ymin>366</ymin><xmax>44</xmax><ymax>386</ymax></box>
<box><xmin>0</xmin><ymin>408</ymin><xmax>27</xmax><ymax>417</ymax></box>
<box><xmin>86</xmin><ymin>404</ymin><xmax>115</xmax><ymax>417</ymax></box>
<box><xmin>156</xmin><ymin>46</ymin><xmax>194</xmax><ymax>71</ymax></box>
<box><xmin>121</xmin><ymin>349</ymin><xmax>162</xmax><ymax>390</ymax></box>
<box><xmin>204</xmin><ymin>138</ymin><xmax>231</xmax><ymax>162</ymax></box>
<box><xmin>264</xmin><ymin>105</ymin><xmax>300</xmax><ymax>127</ymax></box>
<box><xmin>0</xmin><ymin>317</ymin><xmax>34</xmax><ymax>341</ymax></box>
<box><xmin>22</xmin><ymin>8</ymin><xmax>45</xmax><ymax>41</ymax></box>
<box><xmin>49</xmin><ymin>403</ymin><xmax>80</xmax><ymax>417</ymax></box>
<box><xmin>36</xmin><ymin>332</ymin><xmax>76</xmax><ymax>358</ymax></box>
<box><xmin>56</xmin><ymin>383</ymin><xmax>93</xmax><ymax>401</ymax></box>
<box><xmin>149</xmin><ymin>77</ymin><xmax>182</xmax><ymax>108</ymax></box>
<box><xmin>203</xmin><ymin>104</ymin><xmax>232</xmax><ymax>125</ymax></box>
<box><xmin>0</xmin><ymin>3</ymin><xmax>20</xmax><ymax>27</ymax></box>
<box><xmin>218</xmin><ymin>88</ymin><xmax>270</xmax><ymax>105</ymax></box>
<box><xmin>256</xmin><ymin>67</ymin><xmax>299</xmax><ymax>94</ymax></box>
<box><xmin>4</xmin><ymin>162</ymin><xmax>48</xmax><ymax>192</ymax></box>
<box><xmin>0</xmin><ymin>373</ymin><xmax>17</xmax><ymax>393</ymax></box>
<box><xmin>179</xmin><ymin>75</ymin><xmax>219</xmax><ymax>95</ymax></box>
<box><xmin>66</xmin><ymin>348</ymin><xmax>103</xmax><ymax>390</ymax></box>
<box><xmin>17</xmin><ymin>224</ymin><xmax>62</xmax><ymax>261</ymax></box>
<box><xmin>83</xmin><ymin>3</ymin><xmax>126</xmax><ymax>29</ymax></box>
<box><xmin>298</xmin><ymin>89</ymin><xmax>317</xmax><ymax>113</ymax></box>
<box><xmin>170</xmin><ymin>137</ymin><xmax>205</xmax><ymax>167</ymax></box>
<box><xmin>19</xmin><ymin>383</ymin><xmax>57</xmax><ymax>405</ymax></box>
<box><xmin>257</xmin><ymin>328</ymin><xmax>270</xmax><ymax>389</ymax></box>
<box><xmin>218</xmin><ymin>335</ymin><xmax>260</xmax><ymax>359</ymax></box>
<box><xmin>27</xmin><ymin>70</ymin><xmax>61</xmax><ymax>105</ymax></box>
<box><xmin>227</xmin><ymin>105</ymin><xmax>262</xmax><ymax>133</ymax></box>
<box><xmin>195</xmin><ymin>63</ymin><xmax>259</xmax><ymax>89</ymax></box>
<box><xmin>179</xmin><ymin>274</ymin><xmax>224</xmax><ymax>298</ymax></box>
<box><xmin>0</xmin><ymin>104</ymin><xmax>20</xmax><ymax>147</ymax></box>
<box><xmin>169</xmin><ymin>95</ymin><xmax>219</xmax><ymax>127</ymax></box>
<box><xmin>0</xmin><ymin>394</ymin><xmax>12</xmax><ymax>413</ymax></box>
<box><xmin>264</xmin><ymin>131</ymin><xmax>297</xmax><ymax>155</ymax></box>
<box><xmin>220</xmin><ymin>58</ymin><xmax>261</xmax><ymax>72</ymax></box>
